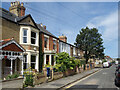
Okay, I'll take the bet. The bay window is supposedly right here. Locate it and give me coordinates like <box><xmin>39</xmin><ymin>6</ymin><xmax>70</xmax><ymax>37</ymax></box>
<box><xmin>23</xmin><ymin>55</ymin><xmax>27</xmax><ymax>69</ymax></box>
<box><xmin>31</xmin><ymin>31</ymin><xmax>37</xmax><ymax>44</ymax></box>
<box><xmin>31</xmin><ymin>55</ymin><xmax>36</xmax><ymax>69</ymax></box>
<box><xmin>23</xmin><ymin>29</ymin><xmax>27</xmax><ymax>43</ymax></box>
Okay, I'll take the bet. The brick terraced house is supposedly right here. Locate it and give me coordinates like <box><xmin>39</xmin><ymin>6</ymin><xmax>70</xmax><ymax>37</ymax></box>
<box><xmin>0</xmin><ymin>1</ymin><xmax>84</xmax><ymax>77</ymax></box>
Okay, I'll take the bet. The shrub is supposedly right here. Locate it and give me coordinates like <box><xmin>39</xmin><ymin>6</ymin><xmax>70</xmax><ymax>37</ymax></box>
<box><xmin>24</xmin><ymin>74</ymin><xmax>34</xmax><ymax>87</ymax></box>
<box><xmin>54</xmin><ymin>52</ymin><xmax>76</xmax><ymax>72</ymax></box>
<box><xmin>23</xmin><ymin>67</ymin><xmax>34</xmax><ymax>87</ymax></box>
<box><xmin>6</xmin><ymin>73</ymin><xmax>20</xmax><ymax>80</ymax></box>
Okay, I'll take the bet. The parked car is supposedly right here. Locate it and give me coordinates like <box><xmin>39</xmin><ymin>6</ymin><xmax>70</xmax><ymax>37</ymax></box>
<box><xmin>115</xmin><ymin>64</ymin><xmax>120</xmax><ymax>75</ymax></box>
<box><xmin>115</xmin><ymin>61</ymin><xmax>119</xmax><ymax>65</ymax></box>
<box><xmin>115</xmin><ymin>67</ymin><xmax>120</xmax><ymax>86</ymax></box>
<box><xmin>103</xmin><ymin>62</ymin><xmax>109</xmax><ymax>68</ymax></box>
<box><xmin>109</xmin><ymin>62</ymin><xmax>112</xmax><ymax>67</ymax></box>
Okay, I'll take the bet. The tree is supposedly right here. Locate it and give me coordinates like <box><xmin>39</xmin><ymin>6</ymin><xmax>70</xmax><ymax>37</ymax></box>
<box><xmin>74</xmin><ymin>27</ymin><xmax>105</xmax><ymax>64</ymax></box>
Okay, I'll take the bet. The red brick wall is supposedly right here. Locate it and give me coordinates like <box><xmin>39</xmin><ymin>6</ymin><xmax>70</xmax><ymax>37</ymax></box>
<box><xmin>49</xmin><ymin>36</ymin><xmax>53</xmax><ymax>50</ymax></box>
<box><xmin>56</xmin><ymin>40</ymin><xmax>59</xmax><ymax>53</ymax></box>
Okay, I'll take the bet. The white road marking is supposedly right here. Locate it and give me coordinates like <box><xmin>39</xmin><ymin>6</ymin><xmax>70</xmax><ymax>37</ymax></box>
<box><xmin>102</xmin><ymin>72</ymin><xmax>107</xmax><ymax>74</ymax></box>
<box><xmin>65</xmin><ymin>69</ymin><xmax>103</xmax><ymax>89</ymax></box>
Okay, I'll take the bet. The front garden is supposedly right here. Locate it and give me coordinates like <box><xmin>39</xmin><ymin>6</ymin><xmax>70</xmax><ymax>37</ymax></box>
<box><xmin>23</xmin><ymin>52</ymin><xmax>94</xmax><ymax>88</ymax></box>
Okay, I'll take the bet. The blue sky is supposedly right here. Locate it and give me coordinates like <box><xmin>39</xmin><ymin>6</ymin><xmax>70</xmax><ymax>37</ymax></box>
<box><xmin>2</xmin><ymin>2</ymin><xmax>118</xmax><ymax>58</ymax></box>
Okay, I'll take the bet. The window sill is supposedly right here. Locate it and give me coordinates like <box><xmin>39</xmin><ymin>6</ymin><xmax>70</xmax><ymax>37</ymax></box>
<box><xmin>20</xmin><ymin>43</ymin><xmax>39</xmax><ymax>47</ymax></box>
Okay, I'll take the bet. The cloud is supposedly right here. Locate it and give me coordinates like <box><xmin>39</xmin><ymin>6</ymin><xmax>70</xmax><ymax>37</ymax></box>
<box><xmin>87</xmin><ymin>10</ymin><xmax>118</xmax><ymax>43</ymax></box>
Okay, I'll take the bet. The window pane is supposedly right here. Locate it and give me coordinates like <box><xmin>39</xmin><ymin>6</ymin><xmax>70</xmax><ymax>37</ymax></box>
<box><xmin>31</xmin><ymin>31</ymin><xmax>36</xmax><ymax>38</ymax></box>
<box><xmin>23</xmin><ymin>63</ymin><xmax>27</xmax><ymax>69</ymax></box>
<box><xmin>31</xmin><ymin>38</ymin><xmax>35</xmax><ymax>44</ymax></box>
<box><xmin>23</xmin><ymin>29</ymin><xmax>27</xmax><ymax>36</ymax></box>
<box><xmin>31</xmin><ymin>63</ymin><xmax>35</xmax><ymax>69</ymax></box>
<box><xmin>23</xmin><ymin>37</ymin><xmax>27</xmax><ymax>43</ymax></box>
<box><xmin>44</xmin><ymin>37</ymin><xmax>48</xmax><ymax>48</ymax></box>
<box><xmin>24</xmin><ymin>55</ymin><xmax>27</xmax><ymax>62</ymax></box>
<box><xmin>31</xmin><ymin>55</ymin><xmax>36</xmax><ymax>62</ymax></box>
<box><xmin>51</xmin><ymin>55</ymin><xmax>54</xmax><ymax>66</ymax></box>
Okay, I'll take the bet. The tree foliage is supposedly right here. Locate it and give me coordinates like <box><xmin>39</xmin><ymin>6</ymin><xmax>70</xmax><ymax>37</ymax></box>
<box><xmin>74</xmin><ymin>27</ymin><xmax>105</xmax><ymax>63</ymax></box>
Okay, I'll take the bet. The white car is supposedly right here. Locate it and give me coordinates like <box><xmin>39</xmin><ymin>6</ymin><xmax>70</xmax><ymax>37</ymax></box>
<box><xmin>115</xmin><ymin>61</ymin><xmax>118</xmax><ymax>65</ymax></box>
<box><xmin>103</xmin><ymin>62</ymin><xmax>109</xmax><ymax>68</ymax></box>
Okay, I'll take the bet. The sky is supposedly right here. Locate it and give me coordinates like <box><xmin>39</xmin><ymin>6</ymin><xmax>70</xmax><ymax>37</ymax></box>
<box><xmin>2</xmin><ymin>1</ymin><xmax>118</xmax><ymax>58</ymax></box>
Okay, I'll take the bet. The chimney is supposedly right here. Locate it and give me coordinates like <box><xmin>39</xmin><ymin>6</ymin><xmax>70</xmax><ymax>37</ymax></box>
<box><xmin>43</xmin><ymin>25</ymin><xmax>46</xmax><ymax>29</ymax></box>
<box><xmin>9</xmin><ymin>1</ymin><xmax>26</xmax><ymax>17</ymax></box>
<box><xmin>40</xmin><ymin>23</ymin><xmax>47</xmax><ymax>29</ymax></box>
<box><xmin>59</xmin><ymin>34</ymin><xmax>67</xmax><ymax>43</ymax></box>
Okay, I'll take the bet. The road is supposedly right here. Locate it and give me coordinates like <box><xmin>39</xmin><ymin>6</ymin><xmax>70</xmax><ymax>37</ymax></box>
<box><xmin>66</xmin><ymin>64</ymin><xmax>119</xmax><ymax>89</ymax></box>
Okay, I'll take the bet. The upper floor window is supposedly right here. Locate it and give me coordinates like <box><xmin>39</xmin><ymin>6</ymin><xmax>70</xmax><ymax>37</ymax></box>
<box><xmin>31</xmin><ymin>31</ymin><xmax>36</xmax><ymax>44</ymax></box>
<box><xmin>23</xmin><ymin>29</ymin><xmax>27</xmax><ymax>43</ymax></box>
<box><xmin>44</xmin><ymin>37</ymin><xmax>48</xmax><ymax>48</ymax></box>
<box><xmin>53</xmin><ymin>40</ymin><xmax>56</xmax><ymax>50</ymax></box>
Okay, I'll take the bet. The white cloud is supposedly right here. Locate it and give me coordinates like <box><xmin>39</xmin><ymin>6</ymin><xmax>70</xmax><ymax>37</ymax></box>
<box><xmin>87</xmin><ymin>10</ymin><xmax>118</xmax><ymax>43</ymax></box>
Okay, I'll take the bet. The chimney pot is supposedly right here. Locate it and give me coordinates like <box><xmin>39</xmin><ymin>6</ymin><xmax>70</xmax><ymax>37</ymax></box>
<box><xmin>11</xmin><ymin>2</ymin><xmax>13</xmax><ymax>6</ymax></box>
<box><xmin>59</xmin><ymin>35</ymin><xmax>67</xmax><ymax>43</ymax></box>
<box><xmin>21</xmin><ymin>2</ymin><xmax>24</xmax><ymax>6</ymax></box>
<box><xmin>43</xmin><ymin>25</ymin><xmax>46</xmax><ymax>29</ymax></box>
<box><xmin>9</xmin><ymin>1</ymin><xmax>26</xmax><ymax>17</ymax></box>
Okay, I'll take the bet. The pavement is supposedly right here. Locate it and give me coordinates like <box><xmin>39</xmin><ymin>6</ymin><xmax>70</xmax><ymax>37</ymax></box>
<box><xmin>66</xmin><ymin>64</ymin><xmax>119</xmax><ymax>90</ymax></box>
<box><xmin>1</xmin><ymin>78</ymin><xmax>23</xmax><ymax>89</ymax></box>
<box><xmin>34</xmin><ymin>68</ymin><xmax>100</xmax><ymax>89</ymax></box>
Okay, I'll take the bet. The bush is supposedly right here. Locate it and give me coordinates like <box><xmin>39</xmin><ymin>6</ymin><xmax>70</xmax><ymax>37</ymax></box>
<box><xmin>74</xmin><ymin>59</ymin><xmax>81</xmax><ymax>67</ymax></box>
<box><xmin>24</xmin><ymin>74</ymin><xmax>34</xmax><ymax>87</ymax></box>
<box><xmin>54</xmin><ymin>52</ymin><xmax>76</xmax><ymax>72</ymax></box>
<box><xmin>6</xmin><ymin>73</ymin><xmax>20</xmax><ymax>80</ymax></box>
<box><xmin>23</xmin><ymin>67</ymin><xmax>34</xmax><ymax>87</ymax></box>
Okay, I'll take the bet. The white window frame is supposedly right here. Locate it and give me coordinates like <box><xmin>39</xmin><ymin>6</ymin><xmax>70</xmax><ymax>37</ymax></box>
<box><xmin>44</xmin><ymin>35</ymin><xmax>49</xmax><ymax>50</ymax></box>
<box><xmin>23</xmin><ymin>28</ymin><xmax>28</xmax><ymax>43</ymax></box>
<box><xmin>31</xmin><ymin>55</ymin><xmax>36</xmax><ymax>69</ymax></box>
<box><xmin>31</xmin><ymin>31</ymin><xmax>37</xmax><ymax>45</ymax></box>
<box><xmin>23</xmin><ymin>55</ymin><xmax>28</xmax><ymax>70</ymax></box>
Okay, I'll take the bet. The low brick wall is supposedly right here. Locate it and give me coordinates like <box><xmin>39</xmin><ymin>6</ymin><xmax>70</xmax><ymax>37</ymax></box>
<box><xmin>53</xmin><ymin>72</ymin><xmax>63</xmax><ymax>80</ymax></box>
<box><xmin>33</xmin><ymin>73</ymin><xmax>46</xmax><ymax>85</ymax></box>
<box><xmin>33</xmin><ymin>64</ymin><xmax>95</xmax><ymax>85</ymax></box>
<box><xmin>63</xmin><ymin>68</ymin><xmax>76</xmax><ymax>77</ymax></box>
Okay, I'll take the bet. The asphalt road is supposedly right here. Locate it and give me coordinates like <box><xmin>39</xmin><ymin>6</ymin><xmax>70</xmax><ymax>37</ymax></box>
<box><xmin>67</xmin><ymin>64</ymin><xmax>119</xmax><ymax>90</ymax></box>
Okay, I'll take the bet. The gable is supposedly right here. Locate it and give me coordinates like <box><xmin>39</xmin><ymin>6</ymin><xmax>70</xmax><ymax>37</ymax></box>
<box><xmin>18</xmin><ymin>15</ymin><xmax>37</xmax><ymax>28</ymax></box>
<box><xmin>2</xmin><ymin>43</ymin><xmax>23</xmax><ymax>52</ymax></box>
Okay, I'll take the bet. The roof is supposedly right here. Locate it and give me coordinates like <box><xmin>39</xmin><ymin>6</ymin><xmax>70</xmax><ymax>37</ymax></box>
<box><xmin>0</xmin><ymin>8</ymin><xmax>77</xmax><ymax>48</ymax></box>
<box><xmin>0</xmin><ymin>38</ymin><xmax>25</xmax><ymax>52</ymax></box>
<box><xmin>37</xmin><ymin>24</ymin><xmax>57</xmax><ymax>38</ymax></box>
<box><xmin>0</xmin><ymin>8</ymin><xmax>37</xmax><ymax>28</ymax></box>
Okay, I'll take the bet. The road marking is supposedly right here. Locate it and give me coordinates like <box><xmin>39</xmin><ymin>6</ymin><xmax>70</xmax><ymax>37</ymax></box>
<box><xmin>102</xmin><ymin>72</ymin><xmax>107</xmax><ymax>74</ymax></box>
<box><xmin>65</xmin><ymin>69</ymin><xmax>103</xmax><ymax>89</ymax></box>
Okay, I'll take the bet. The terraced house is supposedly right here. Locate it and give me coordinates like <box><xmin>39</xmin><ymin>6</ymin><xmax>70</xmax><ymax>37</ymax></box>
<box><xmin>0</xmin><ymin>1</ymin><xmax>83</xmax><ymax>78</ymax></box>
<box><xmin>1</xmin><ymin>1</ymin><xmax>40</xmax><ymax>76</ymax></box>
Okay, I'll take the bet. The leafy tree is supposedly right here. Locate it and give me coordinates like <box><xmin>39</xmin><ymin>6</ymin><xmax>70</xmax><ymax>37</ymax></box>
<box><xmin>74</xmin><ymin>27</ymin><xmax>105</xmax><ymax>64</ymax></box>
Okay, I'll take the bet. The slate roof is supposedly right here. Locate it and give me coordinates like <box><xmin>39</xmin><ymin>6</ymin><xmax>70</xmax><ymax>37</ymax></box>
<box><xmin>0</xmin><ymin>8</ymin><xmax>76</xmax><ymax>47</ymax></box>
<box><xmin>0</xmin><ymin>8</ymin><xmax>30</xmax><ymax>23</ymax></box>
<box><xmin>37</xmin><ymin>24</ymin><xmax>57</xmax><ymax>38</ymax></box>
